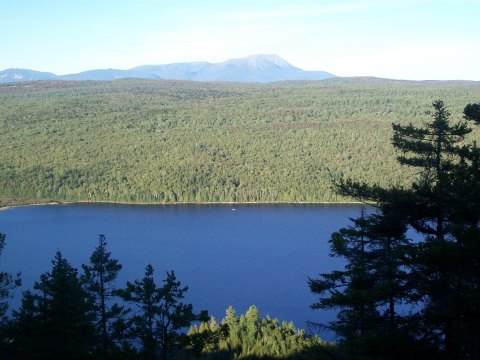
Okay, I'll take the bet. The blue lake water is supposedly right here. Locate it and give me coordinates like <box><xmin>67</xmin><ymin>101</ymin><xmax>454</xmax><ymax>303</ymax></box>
<box><xmin>0</xmin><ymin>203</ymin><xmax>365</xmax><ymax>339</ymax></box>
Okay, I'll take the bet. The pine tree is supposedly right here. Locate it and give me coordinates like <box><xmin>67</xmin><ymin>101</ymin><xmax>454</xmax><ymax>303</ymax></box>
<box><xmin>391</xmin><ymin>101</ymin><xmax>479</xmax><ymax>359</ymax></box>
<box><xmin>12</xmin><ymin>251</ymin><xmax>95</xmax><ymax>359</ymax></box>
<box><xmin>117</xmin><ymin>264</ymin><xmax>162</xmax><ymax>360</ymax></box>
<box><xmin>0</xmin><ymin>233</ymin><xmax>21</xmax><ymax>320</ymax></box>
<box><xmin>309</xmin><ymin>213</ymin><xmax>385</xmax><ymax>349</ymax></box>
<box><xmin>464</xmin><ymin>103</ymin><xmax>480</xmax><ymax>124</ymax></box>
<box><xmin>326</xmin><ymin>100</ymin><xmax>480</xmax><ymax>359</ymax></box>
<box><xmin>158</xmin><ymin>270</ymin><xmax>207</xmax><ymax>360</ymax></box>
<box><xmin>222</xmin><ymin>306</ymin><xmax>240</xmax><ymax>351</ymax></box>
<box><xmin>117</xmin><ymin>265</ymin><xmax>207</xmax><ymax>360</ymax></box>
<box><xmin>244</xmin><ymin>305</ymin><xmax>260</xmax><ymax>352</ymax></box>
<box><xmin>391</xmin><ymin>100</ymin><xmax>472</xmax><ymax>238</ymax></box>
<box><xmin>9</xmin><ymin>291</ymin><xmax>40</xmax><ymax>358</ymax></box>
<box><xmin>81</xmin><ymin>234</ymin><xmax>123</xmax><ymax>359</ymax></box>
<box><xmin>0</xmin><ymin>233</ymin><xmax>21</xmax><ymax>357</ymax></box>
<box><xmin>188</xmin><ymin>306</ymin><xmax>322</xmax><ymax>358</ymax></box>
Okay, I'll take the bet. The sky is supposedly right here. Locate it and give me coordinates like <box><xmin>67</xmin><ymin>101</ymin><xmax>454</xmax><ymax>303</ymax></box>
<box><xmin>1</xmin><ymin>0</ymin><xmax>479</xmax><ymax>80</ymax></box>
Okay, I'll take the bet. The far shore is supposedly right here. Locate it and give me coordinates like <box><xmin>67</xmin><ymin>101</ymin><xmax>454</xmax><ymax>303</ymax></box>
<box><xmin>0</xmin><ymin>198</ymin><xmax>367</xmax><ymax>211</ymax></box>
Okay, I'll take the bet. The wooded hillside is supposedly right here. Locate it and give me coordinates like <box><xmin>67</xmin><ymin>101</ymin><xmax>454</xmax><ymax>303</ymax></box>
<box><xmin>1</xmin><ymin>78</ymin><xmax>479</xmax><ymax>204</ymax></box>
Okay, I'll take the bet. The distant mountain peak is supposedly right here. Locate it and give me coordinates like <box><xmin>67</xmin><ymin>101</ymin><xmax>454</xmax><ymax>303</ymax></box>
<box><xmin>0</xmin><ymin>55</ymin><xmax>336</xmax><ymax>83</ymax></box>
<box><xmin>222</xmin><ymin>54</ymin><xmax>295</xmax><ymax>70</ymax></box>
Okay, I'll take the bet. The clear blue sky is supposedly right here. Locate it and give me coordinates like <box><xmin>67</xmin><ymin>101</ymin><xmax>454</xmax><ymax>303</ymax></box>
<box><xmin>2</xmin><ymin>0</ymin><xmax>479</xmax><ymax>80</ymax></box>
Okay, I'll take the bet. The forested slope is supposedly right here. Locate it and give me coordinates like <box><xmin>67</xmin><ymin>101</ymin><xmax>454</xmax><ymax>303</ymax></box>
<box><xmin>1</xmin><ymin>78</ymin><xmax>479</xmax><ymax>204</ymax></box>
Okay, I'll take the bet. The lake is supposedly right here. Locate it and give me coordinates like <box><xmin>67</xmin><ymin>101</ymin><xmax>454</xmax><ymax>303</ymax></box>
<box><xmin>0</xmin><ymin>203</ymin><xmax>365</xmax><ymax>339</ymax></box>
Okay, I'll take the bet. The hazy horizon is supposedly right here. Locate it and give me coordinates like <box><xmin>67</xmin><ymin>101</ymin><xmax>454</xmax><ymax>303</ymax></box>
<box><xmin>2</xmin><ymin>0</ymin><xmax>479</xmax><ymax>81</ymax></box>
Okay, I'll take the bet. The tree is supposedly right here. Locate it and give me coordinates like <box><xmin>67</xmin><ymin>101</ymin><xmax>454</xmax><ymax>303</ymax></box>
<box><xmin>464</xmin><ymin>103</ymin><xmax>480</xmax><ymax>124</ymax></box>
<box><xmin>0</xmin><ymin>233</ymin><xmax>21</xmax><ymax>320</ymax></box>
<box><xmin>12</xmin><ymin>251</ymin><xmax>95</xmax><ymax>359</ymax></box>
<box><xmin>309</xmin><ymin>211</ymin><xmax>412</xmax><ymax>358</ymax></box>
<box><xmin>189</xmin><ymin>306</ymin><xmax>322</xmax><ymax>359</ymax></box>
<box><xmin>242</xmin><ymin>305</ymin><xmax>261</xmax><ymax>352</ymax></box>
<box><xmin>9</xmin><ymin>290</ymin><xmax>41</xmax><ymax>358</ymax></box>
<box><xmin>391</xmin><ymin>101</ymin><xmax>480</xmax><ymax>359</ymax></box>
<box><xmin>222</xmin><ymin>305</ymin><xmax>240</xmax><ymax>351</ymax></box>
<box><xmin>158</xmin><ymin>270</ymin><xmax>207</xmax><ymax>360</ymax></box>
<box><xmin>117</xmin><ymin>264</ymin><xmax>161</xmax><ymax>359</ymax></box>
<box><xmin>323</xmin><ymin>100</ymin><xmax>480</xmax><ymax>359</ymax></box>
<box><xmin>0</xmin><ymin>233</ymin><xmax>21</xmax><ymax>356</ymax></box>
<box><xmin>82</xmin><ymin>234</ymin><xmax>124</xmax><ymax>359</ymax></box>
<box><xmin>310</xmin><ymin>213</ymin><xmax>379</xmax><ymax>341</ymax></box>
<box><xmin>391</xmin><ymin>100</ymin><xmax>472</xmax><ymax>239</ymax></box>
<box><xmin>117</xmin><ymin>264</ymin><xmax>207</xmax><ymax>360</ymax></box>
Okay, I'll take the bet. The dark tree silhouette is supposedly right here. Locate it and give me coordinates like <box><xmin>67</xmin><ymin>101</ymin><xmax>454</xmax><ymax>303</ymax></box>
<box><xmin>117</xmin><ymin>264</ymin><xmax>207</xmax><ymax>360</ymax></box>
<box><xmin>82</xmin><ymin>234</ymin><xmax>124</xmax><ymax>359</ymax></box>
<box><xmin>309</xmin><ymin>210</ymin><xmax>413</xmax><ymax>358</ymax></box>
<box><xmin>12</xmin><ymin>251</ymin><xmax>95</xmax><ymax>359</ymax></box>
<box><xmin>464</xmin><ymin>103</ymin><xmax>480</xmax><ymax>124</ymax></box>
<box><xmin>316</xmin><ymin>101</ymin><xmax>480</xmax><ymax>359</ymax></box>
<box><xmin>0</xmin><ymin>233</ymin><xmax>21</xmax><ymax>356</ymax></box>
<box><xmin>0</xmin><ymin>233</ymin><xmax>21</xmax><ymax>320</ymax></box>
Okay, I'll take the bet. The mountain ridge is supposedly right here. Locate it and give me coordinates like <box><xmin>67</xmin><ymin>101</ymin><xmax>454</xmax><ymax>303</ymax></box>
<box><xmin>0</xmin><ymin>54</ymin><xmax>335</xmax><ymax>83</ymax></box>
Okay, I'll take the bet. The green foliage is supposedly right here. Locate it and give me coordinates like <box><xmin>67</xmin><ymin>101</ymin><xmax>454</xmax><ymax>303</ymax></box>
<box><xmin>309</xmin><ymin>210</ymin><xmax>414</xmax><ymax>359</ymax></box>
<box><xmin>117</xmin><ymin>264</ymin><xmax>163</xmax><ymax>359</ymax></box>
<box><xmin>314</xmin><ymin>101</ymin><xmax>480</xmax><ymax>359</ymax></box>
<box><xmin>117</xmin><ymin>265</ymin><xmax>207</xmax><ymax>360</ymax></box>
<box><xmin>1</xmin><ymin>79</ymin><xmax>480</xmax><ymax>205</ymax></box>
<box><xmin>11</xmin><ymin>251</ymin><xmax>96</xmax><ymax>359</ymax></box>
<box><xmin>186</xmin><ymin>305</ymin><xmax>324</xmax><ymax>359</ymax></box>
<box><xmin>82</xmin><ymin>234</ymin><xmax>124</xmax><ymax>359</ymax></box>
<box><xmin>464</xmin><ymin>103</ymin><xmax>480</xmax><ymax>124</ymax></box>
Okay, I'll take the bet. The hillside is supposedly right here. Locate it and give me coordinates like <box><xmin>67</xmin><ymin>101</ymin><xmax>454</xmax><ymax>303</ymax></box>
<box><xmin>1</xmin><ymin>78</ymin><xmax>479</xmax><ymax>205</ymax></box>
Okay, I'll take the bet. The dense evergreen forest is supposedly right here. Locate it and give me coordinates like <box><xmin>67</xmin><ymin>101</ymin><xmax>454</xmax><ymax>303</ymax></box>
<box><xmin>1</xmin><ymin>78</ymin><xmax>480</xmax><ymax>205</ymax></box>
<box><xmin>1</xmin><ymin>88</ymin><xmax>480</xmax><ymax>359</ymax></box>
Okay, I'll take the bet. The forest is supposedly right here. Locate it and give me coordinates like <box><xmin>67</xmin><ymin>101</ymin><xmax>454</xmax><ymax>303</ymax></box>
<box><xmin>1</xmin><ymin>96</ymin><xmax>480</xmax><ymax>359</ymax></box>
<box><xmin>0</xmin><ymin>79</ymin><xmax>480</xmax><ymax>360</ymax></box>
<box><xmin>1</xmin><ymin>78</ymin><xmax>480</xmax><ymax>205</ymax></box>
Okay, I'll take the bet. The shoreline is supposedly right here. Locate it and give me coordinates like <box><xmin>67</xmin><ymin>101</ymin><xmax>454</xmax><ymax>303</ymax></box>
<box><xmin>0</xmin><ymin>199</ymin><xmax>367</xmax><ymax>211</ymax></box>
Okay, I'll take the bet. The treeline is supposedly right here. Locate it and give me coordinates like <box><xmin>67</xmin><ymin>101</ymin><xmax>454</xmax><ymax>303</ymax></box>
<box><xmin>0</xmin><ymin>234</ymin><xmax>322</xmax><ymax>359</ymax></box>
<box><xmin>1</xmin><ymin>79</ymin><xmax>480</xmax><ymax>205</ymax></box>
<box><xmin>309</xmin><ymin>101</ymin><xmax>480</xmax><ymax>359</ymax></box>
<box><xmin>187</xmin><ymin>305</ymin><xmax>322</xmax><ymax>359</ymax></box>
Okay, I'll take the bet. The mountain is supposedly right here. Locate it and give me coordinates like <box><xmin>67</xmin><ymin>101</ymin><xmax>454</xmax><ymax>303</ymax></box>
<box><xmin>132</xmin><ymin>61</ymin><xmax>211</xmax><ymax>81</ymax></box>
<box><xmin>0</xmin><ymin>55</ymin><xmax>335</xmax><ymax>83</ymax></box>
<box><xmin>0</xmin><ymin>68</ymin><xmax>58</xmax><ymax>83</ymax></box>
<box><xmin>131</xmin><ymin>55</ymin><xmax>335</xmax><ymax>82</ymax></box>
<box><xmin>60</xmin><ymin>68</ymin><xmax>158</xmax><ymax>81</ymax></box>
